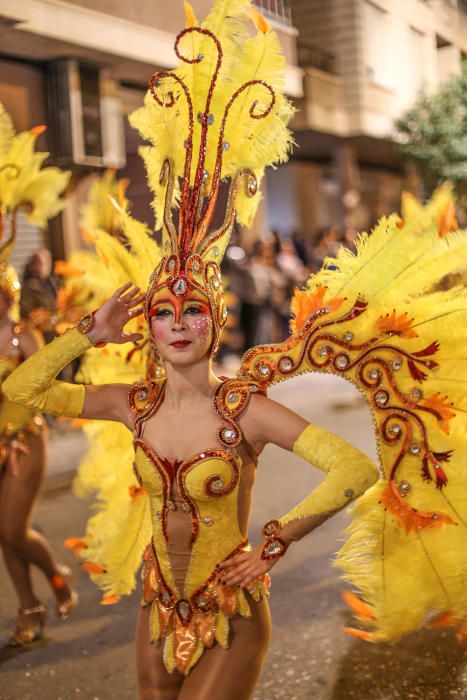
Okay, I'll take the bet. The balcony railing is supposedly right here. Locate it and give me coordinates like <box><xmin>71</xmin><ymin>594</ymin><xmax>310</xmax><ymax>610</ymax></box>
<box><xmin>253</xmin><ymin>0</ymin><xmax>292</xmax><ymax>26</ymax></box>
<box><xmin>298</xmin><ymin>42</ymin><xmax>337</xmax><ymax>75</ymax></box>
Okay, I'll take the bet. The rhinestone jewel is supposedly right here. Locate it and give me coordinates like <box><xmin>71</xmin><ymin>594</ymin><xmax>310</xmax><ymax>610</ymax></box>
<box><xmin>223</xmin><ymin>141</ymin><xmax>230</xmax><ymax>150</ymax></box>
<box><xmin>197</xmin><ymin>112</ymin><xmax>203</xmax><ymax>123</ymax></box>
<box><xmin>375</xmin><ymin>390</ymin><xmax>389</xmax><ymax>406</ymax></box>
<box><xmin>397</xmin><ymin>480</ymin><xmax>411</xmax><ymax>496</ymax></box>
<box><xmin>227</xmin><ymin>392</ymin><xmax>239</xmax><ymax>404</ymax></box>
<box><xmin>198</xmin><ymin>53</ymin><xmax>204</xmax><ymax>60</ymax></box>
<box><xmin>279</xmin><ymin>357</ymin><xmax>293</xmax><ymax>372</ymax></box>
<box><xmin>264</xmin><ymin>540</ymin><xmax>284</xmax><ymax>557</ymax></box>
<box><xmin>410</xmin><ymin>443</ymin><xmax>421</xmax><ymax>455</ymax></box>
<box><xmin>167</xmin><ymin>258</ymin><xmax>175</xmax><ymax>272</ymax></box>
<box><xmin>259</xmin><ymin>365</ymin><xmax>271</xmax><ymax>376</ymax></box>
<box><xmin>173</xmin><ymin>277</ymin><xmax>187</xmax><ymax>296</ymax></box>
<box><xmin>11</xmin><ymin>337</ymin><xmax>19</xmax><ymax>347</ymax></box>
<box><xmin>369</xmin><ymin>369</ymin><xmax>380</xmax><ymax>380</ymax></box>
<box><xmin>177</xmin><ymin>600</ymin><xmax>191</xmax><ymax>620</ymax></box>
<box><xmin>318</xmin><ymin>346</ymin><xmax>330</xmax><ymax>357</ymax></box>
<box><xmin>211</xmin><ymin>478</ymin><xmax>225</xmax><ymax>492</ymax></box>
<box><xmin>263</xmin><ymin>521</ymin><xmax>279</xmax><ymax>536</ymax></box>
<box><xmin>212</xmin><ymin>246</ymin><xmax>219</xmax><ymax>258</ymax></box>
<box><xmin>207</xmin><ymin>113</ymin><xmax>214</xmax><ymax>125</ymax></box>
<box><xmin>335</xmin><ymin>354</ymin><xmax>349</xmax><ymax>369</ymax></box>
<box><xmin>222</xmin><ymin>307</ymin><xmax>228</xmax><ymax>320</ymax></box>
<box><xmin>343</xmin><ymin>332</ymin><xmax>353</xmax><ymax>342</ymax></box>
<box><xmin>161</xmin><ymin>591</ymin><xmax>171</xmax><ymax>605</ymax></box>
<box><xmin>389</xmin><ymin>424</ymin><xmax>401</xmax><ymax>435</ymax></box>
<box><xmin>137</xmin><ymin>389</ymin><xmax>148</xmax><ymax>401</ymax></box>
<box><xmin>392</xmin><ymin>358</ymin><xmax>403</xmax><ymax>370</ymax></box>
<box><xmin>196</xmin><ymin>595</ymin><xmax>208</xmax><ymax>608</ymax></box>
<box><xmin>212</xmin><ymin>277</ymin><xmax>220</xmax><ymax>290</ymax></box>
<box><xmin>223</xmin><ymin>428</ymin><xmax>237</xmax><ymax>441</ymax></box>
<box><xmin>202</xmin><ymin>516</ymin><xmax>213</xmax><ymax>525</ymax></box>
<box><xmin>344</xmin><ymin>488</ymin><xmax>354</xmax><ymax>499</ymax></box>
<box><xmin>202</xmin><ymin>170</ymin><xmax>209</xmax><ymax>181</ymax></box>
<box><xmin>192</xmin><ymin>260</ymin><xmax>201</xmax><ymax>273</ymax></box>
<box><xmin>167</xmin><ymin>499</ymin><xmax>176</xmax><ymax>511</ymax></box>
<box><xmin>411</xmin><ymin>388</ymin><xmax>423</xmax><ymax>399</ymax></box>
<box><xmin>182</xmin><ymin>502</ymin><xmax>191</xmax><ymax>513</ymax></box>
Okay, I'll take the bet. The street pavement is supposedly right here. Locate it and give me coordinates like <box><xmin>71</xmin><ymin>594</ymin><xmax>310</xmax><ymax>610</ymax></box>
<box><xmin>0</xmin><ymin>374</ymin><xmax>464</xmax><ymax>700</ymax></box>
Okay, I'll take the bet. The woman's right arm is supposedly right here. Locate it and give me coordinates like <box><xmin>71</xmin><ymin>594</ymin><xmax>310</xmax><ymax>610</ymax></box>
<box><xmin>3</xmin><ymin>283</ymin><xmax>145</xmax><ymax>426</ymax></box>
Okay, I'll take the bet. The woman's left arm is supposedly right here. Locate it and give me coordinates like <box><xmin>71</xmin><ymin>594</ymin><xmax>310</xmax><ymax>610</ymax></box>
<box><xmin>220</xmin><ymin>395</ymin><xmax>379</xmax><ymax>587</ymax></box>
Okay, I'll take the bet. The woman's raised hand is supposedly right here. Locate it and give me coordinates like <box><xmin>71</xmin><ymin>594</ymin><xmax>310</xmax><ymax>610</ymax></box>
<box><xmin>87</xmin><ymin>282</ymin><xmax>146</xmax><ymax>346</ymax></box>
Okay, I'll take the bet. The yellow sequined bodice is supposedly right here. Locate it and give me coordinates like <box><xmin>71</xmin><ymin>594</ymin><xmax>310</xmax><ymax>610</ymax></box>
<box><xmin>129</xmin><ymin>377</ymin><xmax>270</xmax><ymax>674</ymax></box>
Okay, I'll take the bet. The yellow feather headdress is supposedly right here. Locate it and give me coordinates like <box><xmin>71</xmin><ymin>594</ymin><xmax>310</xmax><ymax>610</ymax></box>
<box><xmin>130</xmin><ymin>0</ymin><xmax>293</xmax><ymax>353</ymax></box>
<box><xmin>0</xmin><ymin>103</ymin><xmax>70</xmax><ymax>311</ymax></box>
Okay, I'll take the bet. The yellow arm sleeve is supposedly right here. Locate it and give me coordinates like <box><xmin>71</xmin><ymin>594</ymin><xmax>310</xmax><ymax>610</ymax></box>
<box><xmin>2</xmin><ymin>327</ymin><xmax>92</xmax><ymax>418</ymax></box>
<box><xmin>264</xmin><ymin>424</ymin><xmax>379</xmax><ymax>548</ymax></box>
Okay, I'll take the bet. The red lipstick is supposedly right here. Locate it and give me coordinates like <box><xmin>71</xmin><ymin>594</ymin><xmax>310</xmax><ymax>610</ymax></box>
<box><xmin>170</xmin><ymin>340</ymin><xmax>192</xmax><ymax>348</ymax></box>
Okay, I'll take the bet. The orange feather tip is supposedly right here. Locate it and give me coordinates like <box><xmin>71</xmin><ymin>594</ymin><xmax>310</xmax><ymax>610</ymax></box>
<box><xmin>420</xmin><ymin>393</ymin><xmax>455</xmax><ymax>434</ymax></box>
<box><xmin>426</xmin><ymin>611</ymin><xmax>457</xmax><ymax>629</ymax></box>
<box><xmin>71</xmin><ymin>418</ymin><xmax>89</xmax><ymax>428</ymax></box>
<box><xmin>379</xmin><ymin>485</ymin><xmax>454</xmax><ymax>533</ymax></box>
<box><xmin>63</xmin><ymin>537</ymin><xmax>88</xmax><ymax>551</ymax></box>
<box><xmin>80</xmin><ymin>562</ymin><xmax>107</xmax><ymax>574</ymax></box>
<box><xmin>81</xmin><ymin>229</ymin><xmax>97</xmax><ymax>243</ymax></box>
<box><xmin>129</xmin><ymin>484</ymin><xmax>146</xmax><ymax>500</ymax></box>
<box><xmin>100</xmin><ymin>595</ymin><xmax>121</xmax><ymax>606</ymax></box>
<box><xmin>438</xmin><ymin>201</ymin><xmax>458</xmax><ymax>237</ymax></box>
<box><xmin>30</xmin><ymin>124</ymin><xmax>47</xmax><ymax>136</ymax></box>
<box><xmin>290</xmin><ymin>286</ymin><xmax>344</xmax><ymax>333</ymax></box>
<box><xmin>183</xmin><ymin>1</ymin><xmax>197</xmax><ymax>28</ymax></box>
<box><xmin>343</xmin><ymin>626</ymin><xmax>375</xmax><ymax>642</ymax></box>
<box><xmin>54</xmin><ymin>260</ymin><xmax>85</xmax><ymax>277</ymax></box>
<box><xmin>251</xmin><ymin>7</ymin><xmax>269</xmax><ymax>33</ymax></box>
<box><xmin>376</xmin><ymin>310</ymin><xmax>417</xmax><ymax>338</ymax></box>
<box><xmin>341</xmin><ymin>590</ymin><xmax>375</xmax><ymax>620</ymax></box>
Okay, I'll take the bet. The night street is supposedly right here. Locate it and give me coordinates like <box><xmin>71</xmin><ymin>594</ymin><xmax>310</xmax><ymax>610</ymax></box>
<box><xmin>0</xmin><ymin>375</ymin><xmax>464</xmax><ymax>700</ymax></box>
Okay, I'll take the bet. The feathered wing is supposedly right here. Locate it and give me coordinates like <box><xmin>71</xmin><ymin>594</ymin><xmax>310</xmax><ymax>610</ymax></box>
<box><xmin>239</xmin><ymin>185</ymin><xmax>467</xmax><ymax>640</ymax></box>
<box><xmin>62</xmin><ymin>174</ymin><xmax>162</xmax><ymax>599</ymax></box>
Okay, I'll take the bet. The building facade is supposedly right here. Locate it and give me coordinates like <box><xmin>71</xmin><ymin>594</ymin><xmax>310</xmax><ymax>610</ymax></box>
<box><xmin>272</xmin><ymin>0</ymin><xmax>467</xmax><ymax>239</ymax></box>
<box><xmin>0</xmin><ymin>0</ymin><xmax>302</xmax><ymax>267</ymax></box>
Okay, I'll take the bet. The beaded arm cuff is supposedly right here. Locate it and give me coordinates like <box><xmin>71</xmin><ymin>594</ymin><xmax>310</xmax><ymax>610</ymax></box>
<box><xmin>260</xmin><ymin>520</ymin><xmax>289</xmax><ymax>561</ymax></box>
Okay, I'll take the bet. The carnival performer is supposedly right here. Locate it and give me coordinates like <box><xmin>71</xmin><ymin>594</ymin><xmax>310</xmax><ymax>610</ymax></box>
<box><xmin>3</xmin><ymin>0</ymin><xmax>467</xmax><ymax>696</ymax></box>
<box><xmin>0</xmin><ymin>105</ymin><xmax>76</xmax><ymax>647</ymax></box>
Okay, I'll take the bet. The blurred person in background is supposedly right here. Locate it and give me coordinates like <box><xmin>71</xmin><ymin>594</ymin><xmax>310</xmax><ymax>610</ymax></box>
<box><xmin>290</xmin><ymin>230</ymin><xmax>309</xmax><ymax>266</ymax></box>
<box><xmin>0</xmin><ymin>263</ymin><xmax>77</xmax><ymax>649</ymax></box>
<box><xmin>310</xmin><ymin>225</ymin><xmax>340</xmax><ymax>272</ymax></box>
<box><xmin>20</xmin><ymin>248</ymin><xmax>58</xmax><ymax>344</ymax></box>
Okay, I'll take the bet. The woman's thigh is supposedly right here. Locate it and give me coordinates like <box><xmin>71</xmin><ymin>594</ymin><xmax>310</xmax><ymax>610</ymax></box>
<box><xmin>179</xmin><ymin>597</ymin><xmax>272</xmax><ymax>700</ymax></box>
<box><xmin>135</xmin><ymin>605</ymin><xmax>184</xmax><ymax>700</ymax></box>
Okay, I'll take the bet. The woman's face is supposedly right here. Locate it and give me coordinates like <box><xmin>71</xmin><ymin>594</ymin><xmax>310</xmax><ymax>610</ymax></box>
<box><xmin>149</xmin><ymin>286</ymin><xmax>214</xmax><ymax>366</ymax></box>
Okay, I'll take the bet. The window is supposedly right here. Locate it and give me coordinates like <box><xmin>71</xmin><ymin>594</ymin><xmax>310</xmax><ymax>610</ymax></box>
<box><xmin>363</xmin><ymin>2</ymin><xmax>392</xmax><ymax>88</ymax></box>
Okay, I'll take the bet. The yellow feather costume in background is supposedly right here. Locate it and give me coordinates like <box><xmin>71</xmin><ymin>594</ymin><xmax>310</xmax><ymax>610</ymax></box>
<box><xmin>56</xmin><ymin>170</ymin><xmax>163</xmax><ymax>599</ymax></box>
<box><xmin>240</xmin><ymin>183</ymin><xmax>467</xmax><ymax>641</ymax></box>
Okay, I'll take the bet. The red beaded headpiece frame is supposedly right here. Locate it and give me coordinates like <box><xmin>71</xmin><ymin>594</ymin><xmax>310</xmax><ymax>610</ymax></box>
<box><xmin>143</xmin><ymin>25</ymin><xmax>277</xmax><ymax>355</ymax></box>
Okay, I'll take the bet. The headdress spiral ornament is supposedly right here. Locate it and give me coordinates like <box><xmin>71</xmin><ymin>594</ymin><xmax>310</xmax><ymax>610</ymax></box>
<box><xmin>130</xmin><ymin>0</ymin><xmax>294</xmax><ymax>353</ymax></box>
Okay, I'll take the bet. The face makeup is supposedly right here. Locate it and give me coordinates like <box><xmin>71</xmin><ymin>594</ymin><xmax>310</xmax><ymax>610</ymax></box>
<box><xmin>149</xmin><ymin>286</ymin><xmax>213</xmax><ymax>362</ymax></box>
